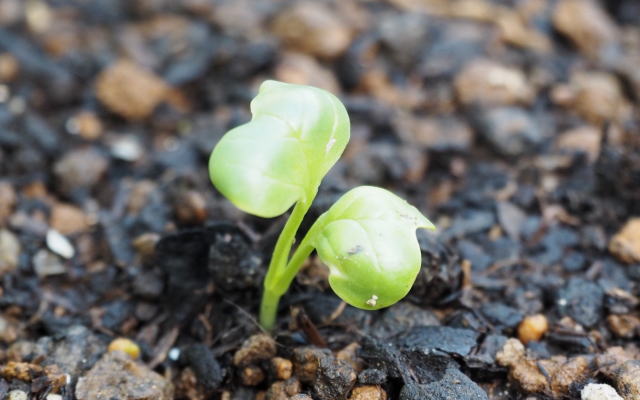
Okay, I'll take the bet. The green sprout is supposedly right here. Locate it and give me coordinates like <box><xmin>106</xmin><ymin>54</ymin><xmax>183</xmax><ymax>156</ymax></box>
<box><xmin>209</xmin><ymin>80</ymin><xmax>435</xmax><ymax>331</ymax></box>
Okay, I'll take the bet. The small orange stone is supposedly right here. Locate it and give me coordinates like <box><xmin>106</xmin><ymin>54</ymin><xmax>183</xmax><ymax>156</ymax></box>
<box><xmin>518</xmin><ymin>314</ymin><xmax>549</xmax><ymax>344</ymax></box>
<box><xmin>108</xmin><ymin>337</ymin><xmax>141</xmax><ymax>359</ymax></box>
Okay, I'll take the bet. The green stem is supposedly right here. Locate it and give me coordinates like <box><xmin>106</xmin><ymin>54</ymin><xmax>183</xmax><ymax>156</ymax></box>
<box><xmin>275</xmin><ymin>213</ymin><xmax>328</xmax><ymax>293</ymax></box>
<box><xmin>260</xmin><ymin>198</ymin><xmax>313</xmax><ymax>331</ymax></box>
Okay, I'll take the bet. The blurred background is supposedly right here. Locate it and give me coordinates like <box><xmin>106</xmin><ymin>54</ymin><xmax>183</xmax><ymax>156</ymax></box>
<box><xmin>0</xmin><ymin>0</ymin><xmax>640</xmax><ymax>399</ymax></box>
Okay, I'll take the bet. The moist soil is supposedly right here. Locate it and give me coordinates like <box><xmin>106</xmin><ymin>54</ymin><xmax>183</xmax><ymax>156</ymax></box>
<box><xmin>1</xmin><ymin>0</ymin><xmax>640</xmax><ymax>399</ymax></box>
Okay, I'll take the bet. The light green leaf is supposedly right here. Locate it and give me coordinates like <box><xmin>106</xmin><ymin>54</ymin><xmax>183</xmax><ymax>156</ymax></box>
<box><xmin>312</xmin><ymin>186</ymin><xmax>435</xmax><ymax>310</ymax></box>
<box><xmin>209</xmin><ymin>80</ymin><xmax>350</xmax><ymax>218</ymax></box>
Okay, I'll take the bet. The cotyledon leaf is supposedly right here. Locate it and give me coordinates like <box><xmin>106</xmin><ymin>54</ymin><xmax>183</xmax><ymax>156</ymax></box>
<box><xmin>311</xmin><ymin>186</ymin><xmax>435</xmax><ymax>310</ymax></box>
<box><xmin>209</xmin><ymin>80</ymin><xmax>350</xmax><ymax>218</ymax></box>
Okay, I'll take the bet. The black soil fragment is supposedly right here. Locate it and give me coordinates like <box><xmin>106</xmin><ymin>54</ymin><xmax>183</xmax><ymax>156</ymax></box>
<box><xmin>556</xmin><ymin>277</ymin><xmax>604</xmax><ymax>328</ymax></box>
<box><xmin>410</xmin><ymin>231</ymin><xmax>462</xmax><ymax>305</ymax></box>
<box><xmin>182</xmin><ymin>343</ymin><xmax>224</xmax><ymax>392</ymax></box>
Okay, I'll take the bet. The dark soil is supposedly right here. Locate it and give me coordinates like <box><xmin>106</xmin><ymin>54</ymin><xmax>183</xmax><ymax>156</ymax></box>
<box><xmin>1</xmin><ymin>0</ymin><xmax>639</xmax><ymax>399</ymax></box>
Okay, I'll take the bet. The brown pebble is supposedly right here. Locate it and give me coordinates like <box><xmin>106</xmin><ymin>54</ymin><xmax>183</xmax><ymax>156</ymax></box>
<box><xmin>54</xmin><ymin>148</ymin><xmax>108</xmax><ymax>194</ymax></box>
<box><xmin>50</xmin><ymin>203</ymin><xmax>90</xmax><ymax>235</ymax></box>
<box><xmin>607</xmin><ymin>315</ymin><xmax>640</xmax><ymax>338</ymax></box>
<box><xmin>1</xmin><ymin>361</ymin><xmax>43</xmax><ymax>381</ymax></box>
<box><xmin>272</xmin><ymin>357</ymin><xmax>293</xmax><ymax>380</ymax></box>
<box><xmin>292</xmin><ymin>347</ymin><xmax>331</xmax><ymax>383</ymax></box>
<box><xmin>610</xmin><ymin>218</ymin><xmax>640</xmax><ymax>264</ymax></box>
<box><xmin>496</xmin><ymin>339</ymin><xmax>547</xmax><ymax>393</ymax></box>
<box><xmin>517</xmin><ymin>314</ymin><xmax>549</xmax><ymax>344</ymax></box>
<box><xmin>454</xmin><ymin>59</ymin><xmax>533</xmax><ymax>106</ymax></box>
<box><xmin>614</xmin><ymin>361</ymin><xmax>640</xmax><ymax>399</ymax></box>
<box><xmin>95</xmin><ymin>59</ymin><xmax>169</xmax><ymax>120</ymax></box>
<box><xmin>539</xmin><ymin>356</ymin><xmax>590</xmax><ymax>396</ymax></box>
<box><xmin>174</xmin><ymin>368</ymin><xmax>206</xmax><ymax>400</ymax></box>
<box><xmin>275</xmin><ymin>52</ymin><xmax>340</xmax><ymax>93</ymax></box>
<box><xmin>569</xmin><ymin>72</ymin><xmax>627</xmax><ymax>124</ymax></box>
<box><xmin>552</xmin><ymin>0</ymin><xmax>618</xmax><ymax>60</ymax></box>
<box><xmin>108</xmin><ymin>337</ymin><xmax>141</xmax><ymax>359</ymax></box>
<box><xmin>174</xmin><ymin>190</ymin><xmax>207</xmax><ymax>224</ymax></box>
<box><xmin>336</xmin><ymin>342</ymin><xmax>362</xmax><ymax>371</ymax></box>
<box><xmin>271</xmin><ymin>1</ymin><xmax>352</xmax><ymax>59</ymax></box>
<box><xmin>0</xmin><ymin>181</ymin><xmax>16</xmax><ymax>225</ymax></box>
<box><xmin>348</xmin><ymin>385</ymin><xmax>387</xmax><ymax>400</ymax></box>
<box><xmin>290</xmin><ymin>395</ymin><xmax>313</xmax><ymax>400</ymax></box>
<box><xmin>0</xmin><ymin>52</ymin><xmax>18</xmax><ymax>82</ymax></box>
<box><xmin>496</xmin><ymin>8</ymin><xmax>550</xmax><ymax>52</ymax></box>
<box><xmin>132</xmin><ymin>233</ymin><xmax>160</xmax><ymax>261</ymax></box>
<box><xmin>597</xmin><ymin>350</ymin><xmax>640</xmax><ymax>400</ymax></box>
<box><xmin>241</xmin><ymin>365</ymin><xmax>265</xmax><ymax>386</ymax></box>
<box><xmin>127</xmin><ymin>181</ymin><xmax>156</xmax><ymax>215</ymax></box>
<box><xmin>555</xmin><ymin>126</ymin><xmax>601</xmax><ymax>162</ymax></box>
<box><xmin>233</xmin><ymin>334</ymin><xmax>277</xmax><ymax>367</ymax></box>
<box><xmin>0</xmin><ymin>229</ymin><xmax>20</xmax><ymax>276</ymax></box>
<box><xmin>266</xmin><ymin>378</ymin><xmax>301</xmax><ymax>400</ymax></box>
<box><xmin>0</xmin><ymin>315</ymin><xmax>21</xmax><ymax>343</ymax></box>
<box><xmin>75</xmin><ymin>351</ymin><xmax>173</xmax><ymax>400</ymax></box>
<box><xmin>67</xmin><ymin>111</ymin><xmax>103</xmax><ymax>140</ymax></box>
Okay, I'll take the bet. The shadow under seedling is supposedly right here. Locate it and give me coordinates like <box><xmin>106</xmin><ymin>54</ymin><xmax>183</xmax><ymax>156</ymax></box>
<box><xmin>209</xmin><ymin>80</ymin><xmax>435</xmax><ymax>331</ymax></box>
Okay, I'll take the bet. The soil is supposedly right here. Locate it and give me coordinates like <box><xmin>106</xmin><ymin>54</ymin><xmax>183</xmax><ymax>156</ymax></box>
<box><xmin>0</xmin><ymin>0</ymin><xmax>639</xmax><ymax>399</ymax></box>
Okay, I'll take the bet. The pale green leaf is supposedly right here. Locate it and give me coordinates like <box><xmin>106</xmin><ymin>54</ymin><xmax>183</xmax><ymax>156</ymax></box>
<box><xmin>312</xmin><ymin>186</ymin><xmax>435</xmax><ymax>310</ymax></box>
<box><xmin>209</xmin><ymin>80</ymin><xmax>350</xmax><ymax>217</ymax></box>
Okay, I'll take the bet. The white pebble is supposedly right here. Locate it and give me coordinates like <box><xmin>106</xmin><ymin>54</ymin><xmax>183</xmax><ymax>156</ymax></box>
<box><xmin>0</xmin><ymin>84</ymin><xmax>9</xmax><ymax>102</ymax></box>
<box><xmin>7</xmin><ymin>390</ymin><xmax>28</xmax><ymax>400</ymax></box>
<box><xmin>33</xmin><ymin>249</ymin><xmax>66</xmax><ymax>277</ymax></box>
<box><xmin>46</xmin><ymin>229</ymin><xmax>75</xmax><ymax>259</ymax></box>
<box><xmin>110</xmin><ymin>135</ymin><xmax>143</xmax><ymax>162</ymax></box>
<box><xmin>581</xmin><ymin>383</ymin><xmax>623</xmax><ymax>400</ymax></box>
<box><xmin>168</xmin><ymin>347</ymin><xmax>181</xmax><ymax>361</ymax></box>
<box><xmin>46</xmin><ymin>395</ymin><xmax>63</xmax><ymax>400</ymax></box>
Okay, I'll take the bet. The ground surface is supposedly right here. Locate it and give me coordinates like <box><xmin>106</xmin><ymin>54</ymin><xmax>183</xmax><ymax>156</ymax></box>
<box><xmin>0</xmin><ymin>0</ymin><xmax>639</xmax><ymax>399</ymax></box>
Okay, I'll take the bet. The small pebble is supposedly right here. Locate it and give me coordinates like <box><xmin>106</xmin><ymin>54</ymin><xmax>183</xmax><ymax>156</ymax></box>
<box><xmin>553</xmin><ymin>0</ymin><xmax>618</xmax><ymax>60</ymax></box>
<box><xmin>581</xmin><ymin>383</ymin><xmax>623</xmax><ymax>400</ymax></box>
<box><xmin>610</xmin><ymin>218</ymin><xmax>640</xmax><ymax>264</ymax></box>
<box><xmin>0</xmin><ymin>181</ymin><xmax>16</xmax><ymax>223</ymax></box>
<box><xmin>271</xmin><ymin>1</ymin><xmax>352</xmax><ymax>59</ymax></box>
<box><xmin>46</xmin><ymin>229</ymin><xmax>75</xmax><ymax>259</ymax></box>
<box><xmin>7</xmin><ymin>390</ymin><xmax>28</xmax><ymax>400</ymax></box>
<box><xmin>455</xmin><ymin>59</ymin><xmax>533</xmax><ymax>106</ymax></box>
<box><xmin>50</xmin><ymin>203</ymin><xmax>90</xmax><ymax>235</ymax></box>
<box><xmin>109</xmin><ymin>135</ymin><xmax>143</xmax><ymax>162</ymax></box>
<box><xmin>66</xmin><ymin>111</ymin><xmax>103</xmax><ymax>140</ymax></box>
<box><xmin>518</xmin><ymin>314</ymin><xmax>549</xmax><ymax>344</ymax></box>
<box><xmin>0</xmin><ymin>52</ymin><xmax>19</xmax><ymax>82</ymax></box>
<box><xmin>607</xmin><ymin>314</ymin><xmax>640</xmax><ymax>338</ymax></box>
<box><xmin>108</xmin><ymin>337</ymin><xmax>141</xmax><ymax>359</ymax></box>
<box><xmin>46</xmin><ymin>395</ymin><xmax>63</xmax><ymax>400</ymax></box>
<box><xmin>266</xmin><ymin>378</ymin><xmax>301</xmax><ymax>400</ymax></box>
<box><xmin>0</xmin><ymin>229</ymin><xmax>20</xmax><ymax>275</ymax></box>
<box><xmin>555</xmin><ymin>126</ymin><xmax>602</xmax><ymax>162</ymax></box>
<box><xmin>568</xmin><ymin>72</ymin><xmax>627</xmax><ymax>124</ymax></box>
<box><xmin>54</xmin><ymin>148</ymin><xmax>108</xmax><ymax>193</ymax></box>
<box><xmin>95</xmin><ymin>60</ymin><xmax>169</xmax><ymax>120</ymax></box>
<box><xmin>168</xmin><ymin>348</ymin><xmax>180</xmax><ymax>361</ymax></box>
<box><xmin>496</xmin><ymin>338</ymin><xmax>547</xmax><ymax>393</ymax></box>
<box><xmin>76</xmin><ymin>352</ymin><xmax>173</xmax><ymax>400</ymax></box>
<box><xmin>272</xmin><ymin>357</ymin><xmax>293</xmax><ymax>380</ymax></box>
<box><xmin>241</xmin><ymin>365</ymin><xmax>265</xmax><ymax>386</ymax></box>
<box><xmin>233</xmin><ymin>334</ymin><xmax>277</xmax><ymax>367</ymax></box>
<box><xmin>132</xmin><ymin>233</ymin><xmax>160</xmax><ymax>261</ymax></box>
<box><xmin>33</xmin><ymin>249</ymin><xmax>66</xmax><ymax>277</ymax></box>
<box><xmin>348</xmin><ymin>385</ymin><xmax>387</xmax><ymax>400</ymax></box>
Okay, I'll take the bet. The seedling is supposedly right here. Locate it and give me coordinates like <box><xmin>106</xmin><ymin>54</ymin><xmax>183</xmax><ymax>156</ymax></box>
<box><xmin>209</xmin><ymin>80</ymin><xmax>435</xmax><ymax>330</ymax></box>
